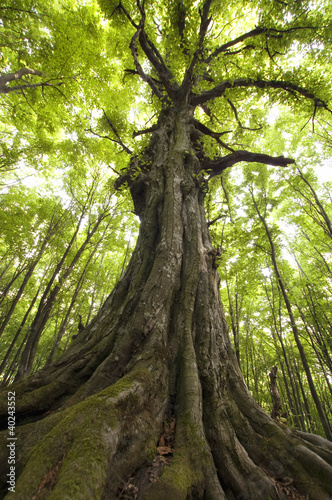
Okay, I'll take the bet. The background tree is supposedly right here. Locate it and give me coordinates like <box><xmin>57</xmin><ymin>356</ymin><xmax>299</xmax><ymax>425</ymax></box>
<box><xmin>1</xmin><ymin>0</ymin><xmax>332</xmax><ymax>499</ymax></box>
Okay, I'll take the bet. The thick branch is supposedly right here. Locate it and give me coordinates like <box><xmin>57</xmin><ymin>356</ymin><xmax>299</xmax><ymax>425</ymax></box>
<box><xmin>130</xmin><ymin>20</ymin><xmax>164</xmax><ymax>99</ymax></box>
<box><xmin>193</xmin><ymin>119</ymin><xmax>233</xmax><ymax>151</ymax></box>
<box><xmin>133</xmin><ymin>124</ymin><xmax>159</xmax><ymax>137</ymax></box>
<box><xmin>138</xmin><ymin>31</ymin><xmax>177</xmax><ymax>98</ymax></box>
<box><xmin>117</xmin><ymin>2</ymin><xmax>138</xmax><ymax>29</ymax></box>
<box><xmin>114</xmin><ymin>2</ymin><xmax>176</xmax><ymax>98</ymax></box>
<box><xmin>133</xmin><ymin>1</ymin><xmax>177</xmax><ymax>98</ymax></box>
<box><xmin>205</xmin><ymin>27</ymin><xmax>266</xmax><ymax>63</ymax></box>
<box><xmin>204</xmin><ymin>150</ymin><xmax>295</xmax><ymax>178</ymax></box>
<box><xmin>0</xmin><ymin>68</ymin><xmax>45</xmax><ymax>93</ymax></box>
<box><xmin>205</xmin><ymin>25</ymin><xmax>321</xmax><ymax>64</ymax></box>
<box><xmin>0</xmin><ymin>81</ymin><xmax>64</xmax><ymax>95</ymax></box>
<box><xmin>191</xmin><ymin>78</ymin><xmax>330</xmax><ymax>112</ymax></box>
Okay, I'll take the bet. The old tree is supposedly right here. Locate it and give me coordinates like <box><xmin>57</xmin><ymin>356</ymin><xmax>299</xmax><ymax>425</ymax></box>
<box><xmin>1</xmin><ymin>0</ymin><xmax>332</xmax><ymax>498</ymax></box>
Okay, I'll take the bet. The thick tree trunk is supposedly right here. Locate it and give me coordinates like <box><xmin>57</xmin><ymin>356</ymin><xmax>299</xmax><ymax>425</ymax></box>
<box><xmin>1</xmin><ymin>105</ymin><xmax>332</xmax><ymax>500</ymax></box>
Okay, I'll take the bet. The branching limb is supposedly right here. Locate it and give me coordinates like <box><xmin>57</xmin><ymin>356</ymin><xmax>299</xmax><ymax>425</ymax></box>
<box><xmin>193</xmin><ymin>119</ymin><xmax>234</xmax><ymax>151</ymax></box>
<box><xmin>132</xmin><ymin>1</ymin><xmax>178</xmax><ymax>98</ymax></box>
<box><xmin>116</xmin><ymin>2</ymin><xmax>138</xmax><ymax>29</ymax></box>
<box><xmin>0</xmin><ymin>68</ymin><xmax>65</xmax><ymax>95</ymax></box>
<box><xmin>0</xmin><ymin>68</ymin><xmax>43</xmax><ymax>92</ymax></box>
<box><xmin>133</xmin><ymin>123</ymin><xmax>159</xmax><ymax>137</ymax></box>
<box><xmin>204</xmin><ymin>150</ymin><xmax>295</xmax><ymax>179</ymax></box>
<box><xmin>227</xmin><ymin>99</ymin><xmax>262</xmax><ymax>131</ymax></box>
<box><xmin>130</xmin><ymin>18</ymin><xmax>164</xmax><ymax>99</ymax></box>
<box><xmin>207</xmin><ymin>214</ymin><xmax>225</xmax><ymax>226</ymax></box>
<box><xmin>0</xmin><ymin>69</ymin><xmax>73</xmax><ymax>98</ymax></box>
<box><xmin>205</xmin><ymin>25</ymin><xmax>321</xmax><ymax>65</ymax></box>
<box><xmin>102</xmin><ymin>110</ymin><xmax>132</xmax><ymax>154</ymax></box>
<box><xmin>87</xmin><ymin>128</ymin><xmax>131</xmax><ymax>154</ymax></box>
<box><xmin>205</xmin><ymin>27</ymin><xmax>266</xmax><ymax>64</ymax></box>
<box><xmin>0</xmin><ymin>6</ymin><xmax>38</xmax><ymax>15</ymax></box>
<box><xmin>1</xmin><ymin>81</ymin><xmax>65</xmax><ymax>95</ymax></box>
<box><xmin>87</xmin><ymin>111</ymin><xmax>132</xmax><ymax>155</ymax></box>
<box><xmin>191</xmin><ymin>78</ymin><xmax>331</xmax><ymax>113</ymax></box>
<box><xmin>139</xmin><ymin>32</ymin><xmax>177</xmax><ymax>97</ymax></box>
<box><xmin>221</xmin><ymin>44</ymin><xmax>256</xmax><ymax>56</ymax></box>
<box><xmin>180</xmin><ymin>0</ymin><xmax>213</xmax><ymax>95</ymax></box>
<box><xmin>123</xmin><ymin>68</ymin><xmax>162</xmax><ymax>87</ymax></box>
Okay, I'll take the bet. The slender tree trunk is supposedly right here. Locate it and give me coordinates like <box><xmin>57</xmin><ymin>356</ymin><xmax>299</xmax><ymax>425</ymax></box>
<box><xmin>44</xmin><ymin>236</ymin><xmax>104</xmax><ymax>366</ymax></box>
<box><xmin>226</xmin><ymin>280</ymin><xmax>241</xmax><ymax>366</ymax></box>
<box><xmin>269</xmin><ymin>366</ymin><xmax>282</xmax><ymax>419</ymax></box>
<box><xmin>0</xmin><ymin>252</ymin><xmax>13</xmax><ymax>282</ymax></box>
<box><xmin>297</xmin><ymin>168</ymin><xmax>332</xmax><ymax>238</ymax></box>
<box><xmin>0</xmin><ymin>213</ymin><xmax>61</xmax><ymax>336</ymax></box>
<box><xmin>0</xmin><ymin>286</ymin><xmax>41</xmax><ymax>377</ymax></box>
<box><xmin>294</xmin><ymin>360</ymin><xmax>313</xmax><ymax>430</ymax></box>
<box><xmin>0</xmin><ymin>262</ymin><xmax>28</xmax><ymax>307</ymax></box>
<box><xmin>266</xmin><ymin>283</ymin><xmax>304</xmax><ymax>429</ymax></box>
<box><xmin>15</xmin><ymin>208</ymin><xmax>110</xmax><ymax>380</ymax></box>
<box><xmin>251</xmin><ymin>187</ymin><xmax>332</xmax><ymax>441</ymax></box>
<box><xmin>1</xmin><ymin>106</ymin><xmax>332</xmax><ymax>499</ymax></box>
<box><xmin>0</xmin><ymin>257</ymin><xmax>43</xmax><ymax>338</ymax></box>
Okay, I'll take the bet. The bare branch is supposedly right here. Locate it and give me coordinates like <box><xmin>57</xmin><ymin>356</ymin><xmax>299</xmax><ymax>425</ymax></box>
<box><xmin>193</xmin><ymin>119</ymin><xmax>234</xmax><ymax>151</ymax></box>
<box><xmin>180</xmin><ymin>0</ymin><xmax>213</xmax><ymax>95</ymax></box>
<box><xmin>227</xmin><ymin>99</ymin><xmax>262</xmax><ymax>131</ymax></box>
<box><xmin>87</xmin><ymin>114</ymin><xmax>132</xmax><ymax>156</ymax></box>
<box><xmin>205</xmin><ymin>27</ymin><xmax>266</xmax><ymax>64</ymax></box>
<box><xmin>205</xmin><ymin>25</ymin><xmax>321</xmax><ymax>65</ymax></box>
<box><xmin>130</xmin><ymin>19</ymin><xmax>164</xmax><ymax>99</ymax></box>
<box><xmin>191</xmin><ymin>78</ymin><xmax>331</xmax><ymax>113</ymax></box>
<box><xmin>133</xmin><ymin>124</ymin><xmax>159</xmax><ymax>137</ymax></box>
<box><xmin>204</xmin><ymin>150</ymin><xmax>295</xmax><ymax>179</ymax></box>
<box><xmin>0</xmin><ymin>68</ymin><xmax>43</xmax><ymax>93</ymax></box>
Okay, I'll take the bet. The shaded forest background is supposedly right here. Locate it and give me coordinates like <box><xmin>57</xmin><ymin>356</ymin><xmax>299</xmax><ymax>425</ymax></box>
<box><xmin>1</xmin><ymin>0</ymin><xmax>332</xmax><ymax>438</ymax></box>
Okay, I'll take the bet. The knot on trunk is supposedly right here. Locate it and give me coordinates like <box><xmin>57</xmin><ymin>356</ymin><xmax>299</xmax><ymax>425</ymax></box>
<box><xmin>114</xmin><ymin>156</ymin><xmax>151</xmax><ymax>216</ymax></box>
<box><xmin>130</xmin><ymin>173</ymin><xmax>149</xmax><ymax>217</ymax></box>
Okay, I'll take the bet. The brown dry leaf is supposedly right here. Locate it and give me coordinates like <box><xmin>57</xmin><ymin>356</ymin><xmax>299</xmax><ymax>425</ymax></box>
<box><xmin>157</xmin><ymin>446</ymin><xmax>172</xmax><ymax>455</ymax></box>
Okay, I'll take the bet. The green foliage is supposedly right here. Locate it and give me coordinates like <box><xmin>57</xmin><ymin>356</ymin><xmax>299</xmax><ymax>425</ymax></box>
<box><xmin>211</xmin><ymin>162</ymin><xmax>332</xmax><ymax>436</ymax></box>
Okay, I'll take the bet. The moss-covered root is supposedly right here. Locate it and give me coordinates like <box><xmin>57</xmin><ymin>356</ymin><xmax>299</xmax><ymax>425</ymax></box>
<box><xmin>223</xmin><ymin>374</ymin><xmax>332</xmax><ymax>500</ymax></box>
<box><xmin>2</xmin><ymin>364</ymin><xmax>167</xmax><ymax>500</ymax></box>
<box><xmin>141</xmin><ymin>415</ymin><xmax>226</xmax><ymax>500</ymax></box>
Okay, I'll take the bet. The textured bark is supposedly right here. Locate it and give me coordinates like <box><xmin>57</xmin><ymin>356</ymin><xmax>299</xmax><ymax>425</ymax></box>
<box><xmin>1</xmin><ymin>105</ymin><xmax>332</xmax><ymax>500</ymax></box>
